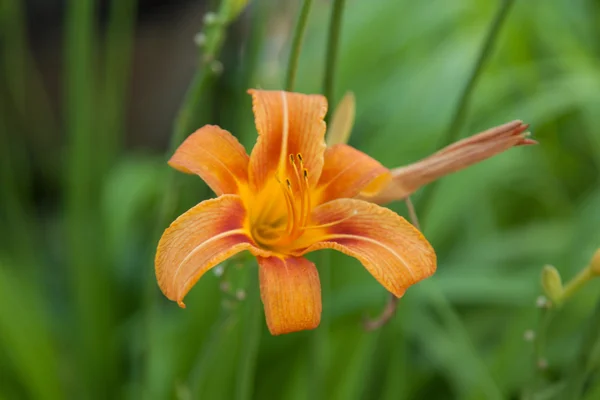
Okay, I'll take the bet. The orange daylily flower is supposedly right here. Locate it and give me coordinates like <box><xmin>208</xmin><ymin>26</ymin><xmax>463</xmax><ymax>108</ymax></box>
<box><xmin>155</xmin><ymin>90</ymin><xmax>436</xmax><ymax>335</ymax></box>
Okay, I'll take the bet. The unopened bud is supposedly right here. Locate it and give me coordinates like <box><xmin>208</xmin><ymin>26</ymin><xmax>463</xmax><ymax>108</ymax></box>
<box><xmin>590</xmin><ymin>249</ymin><xmax>600</xmax><ymax>276</ymax></box>
<box><xmin>541</xmin><ymin>265</ymin><xmax>563</xmax><ymax>306</ymax></box>
<box><xmin>326</xmin><ymin>91</ymin><xmax>356</xmax><ymax>146</ymax></box>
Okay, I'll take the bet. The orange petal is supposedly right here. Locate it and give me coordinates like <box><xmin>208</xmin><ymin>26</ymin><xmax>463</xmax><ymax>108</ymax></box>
<box><xmin>155</xmin><ymin>195</ymin><xmax>268</xmax><ymax>306</ymax></box>
<box><xmin>314</xmin><ymin>144</ymin><xmax>390</xmax><ymax>205</ymax></box>
<box><xmin>247</xmin><ymin>90</ymin><xmax>327</xmax><ymax>192</ymax></box>
<box><xmin>258</xmin><ymin>256</ymin><xmax>322</xmax><ymax>335</ymax></box>
<box><xmin>168</xmin><ymin>125</ymin><xmax>249</xmax><ymax>196</ymax></box>
<box><xmin>299</xmin><ymin>199</ymin><xmax>436</xmax><ymax>297</ymax></box>
<box><xmin>361</xmin><ymin>120</ymin><xmax>535</xmax><ymax>204</ymax></box>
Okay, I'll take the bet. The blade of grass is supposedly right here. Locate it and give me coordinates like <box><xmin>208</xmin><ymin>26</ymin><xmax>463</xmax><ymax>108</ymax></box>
<box><xmin>310</xmin><ymin>251</ymin><xmax>331</xmax><ymax>400</ymax></box>
<box><xmin>0</xmin><ymin>76</ymin><xmax>36</xmax><ymax>267</ymax></box>
<box><xmin>285</xmin><ymin>0</ymin><xmax>314</xmax><ymax>91</ymax></box>
<box><xmin>235</xmin><ymin>264</ymin><xmax>262</xmax><ymax>400</ymax></box>
<box><xmin>565</xmin><ymin>298</ymin><xmax>600</xmax><ymax>400</ymax></box>
<box><xmin>323</xmin><ymin>0</ymin><xmax>346</xmax><ymax>109</ymax></box>
<box><xmin>64</xmin><ymin>0</ymin><xmax>116</xmax><ymax>395</ymax></box>
<box><xmin>420</xmin><ymin>281</ymin><xmax>504</xmax><ymax>399</ymax></box>
<box><xmin>1</xmin><ymin>0</ymin><xmax>59</xmax><ymax>175</ymax></box>
<box><xmin>0</xmin><ymin>261</ymin><xmax>64</xmax><ymax>400</ymax></box>
<box><xmin>99</xmin><ymin>0</ymin><xmax>138</xmax><ymax>172</ymax></box>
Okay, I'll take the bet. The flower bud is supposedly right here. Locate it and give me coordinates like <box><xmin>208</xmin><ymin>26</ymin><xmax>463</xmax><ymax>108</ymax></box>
<box><xmin>541</xmin><ymin>265</ymin><xmax>563</xmax><ymax>305</ymax></box>
<box><xmin>326</xmin><ymin>92</ymin><xmax>356</xmax><ymax>146</ymax></box>
<box><xmin>360</xmin><ymin>120</ymin><xmax>536</xmax><ymax>204</ymax></box>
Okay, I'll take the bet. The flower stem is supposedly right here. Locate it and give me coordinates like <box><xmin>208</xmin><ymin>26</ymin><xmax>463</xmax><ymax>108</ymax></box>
<box><xmin>322</xmin><ymin>0</ymin><xmax>347</xmax><ymax>110</ymax></box>
<box><xmin>311</xmin><ymin>251</ymin><xmax>331</xmax><ymax>400</ymax></box>
<box><xmin>285</xmin><ymin>0</ymin><xmax>314</xmax><ymax>91</ymax></box>
<box><xmin>235</xmin><ymin>264</ymin><xmax>262</xmax><ymax>400</ymax></box>
<box><xmin>99</xmin><ymin>0</ymin><xmax>138</xmax><ymax>173</ymax></box>
<box><xmin>417</xmin><ymin>0</ymin><xmax>516</xmax><ymax>224</ymax></box>
<box><xmin>562</xmin><ymin>268</ymin><xmax>594</xmax><ymax>304</ymax></box>
<box><xmin>566</xmin><ymin>298</ymin><xmax>600</xmax><ymax>399</ymax></box>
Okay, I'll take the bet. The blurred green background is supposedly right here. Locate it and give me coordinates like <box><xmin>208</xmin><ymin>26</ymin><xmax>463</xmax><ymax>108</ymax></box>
<box><xmin>1</xmin><ymin>0</ymin><xmax>600</xmax><ymax>399</ymax></box>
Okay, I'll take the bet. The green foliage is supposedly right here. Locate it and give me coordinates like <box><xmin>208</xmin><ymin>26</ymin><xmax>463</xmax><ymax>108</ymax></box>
<box><xmin>1</xmin><ymin>0</ymin><xmax>599</xmax><ymax>399</ymax></box>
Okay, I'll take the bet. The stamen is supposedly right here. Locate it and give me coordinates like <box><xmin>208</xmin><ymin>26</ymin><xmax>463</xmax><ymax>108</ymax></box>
<box><xmin>283</xmin><ymin>178</ymin><xmax>296</xmax><ymax>234</ymax></box>
<box><xmin>300</xmin><ymin>169</ymin><xmax>311</xmax><ymax>227</ymax></box>
<box><xmin>288</xmin><ymin>154</ymin><xmax>304</xmax><ymax>233</ymax></box>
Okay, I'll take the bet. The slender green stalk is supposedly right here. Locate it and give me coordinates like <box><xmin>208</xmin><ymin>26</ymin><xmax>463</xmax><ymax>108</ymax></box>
<box><xmin>1</xmin><ymin>0</ymin><xmax>26</xmax><ymax>113</ymax></box>
<box><xmin>310</xmin><ymin>251</ymin><xmax>332</xmax><ymax>400</ymax></box>
<box><xmin>562</xmin><ymin>268</ymin><xmax>595</xmax><ymax>302</ymax></box>
<box><xmin>0</xmin><ymin>0</ymin><xmax>48</xmax><ymax>266</ymax></box>
<box><xmin>2</xmin><ymin>0</ymin><xmax>58</xmax><ymax>175</ymax></box>
<box><xmin>189</xmin><ymin>312</ymin><xmax>237</xmax><ymax>396</ymax></box>
<box><xmin>0</xmin><ymin>77</ymin><xmax>35</xmax><ymax>267</ymax></box>
<box><xmin>65</xmin><ymin>0</ymin><xmax>116</xmax><ymax>395</ymax></box>
<box><xmin>322</xmin><ymin>0</ymin><xmax>347</xmax><ymax>109</ymax></box>
<box><xmin>100</xmin><ymin>0</ymin><xmax>138</xmax><ymax>172</ymax></box>
<box><xmin>524</xmin><ymin>300</ymin><xmax>554</xmax><ymax>399</ymax></box>
<box><xmin>235</xmin><ymin>265</ymin><xmax>262</xmax><ymax>400</ymax></box>
<box><xmin>417</xmin><ymin>0</ymin><xmax>516</xmax><ymax>223</ymax></box>
<box><xmin>424</xmin><ymin>282</ymin><xmax>504</xmax><ymax>399</ymax></box>
<box><xmin>285</xmin><ymin>0</ymin><xmax>314</xmax><ymax>91</ymax></box>
<box><xmin>566</xmin><ymin>299</ymin><xmax>600</xmax><ymax>399</ymax></box>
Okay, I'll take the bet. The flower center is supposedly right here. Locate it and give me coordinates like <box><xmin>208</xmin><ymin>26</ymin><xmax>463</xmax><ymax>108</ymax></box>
<box><xmin>250</xmin><ymin>153</ymin><xmax>311</xmax><ymax>251</ymax></box>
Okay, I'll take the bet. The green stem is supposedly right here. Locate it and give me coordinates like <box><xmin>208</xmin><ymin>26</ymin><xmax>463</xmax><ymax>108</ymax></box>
<box><xmin>527</xmin><ymin>303</ymin><xmax>554</xmax><ymax>398</ymax></box>
<box><xmin>322</xmin><ymin>0</ymin><xmax>347</xmax><ymax>109</ymax></box>
<box><xmin>2</xmin><ymin>0</ymin><xmax>59</xmax><ymax>176</ymax></box>
<box><xmin>65</xmin><ymin>0</ymin><xmax>115</xmax><ymax>395</ymax></box>
<box><xmin>417</xmin><ymin>0</ymin><xmax>515</xmax><ymax>224</ymax></box>
<box><xmin>310</xmin><ymin>251</ymin><xmax>331</xmax><ymax>400</ymax></box>
<box><xmin>235</xmin><ymin>264</ymin><xmax>262</xmax><ymax>400</ymax></box>
<box><xmin>188</xmin><ymin>312</ymin><xmax>237</xmax><ymax>396</ymax></box>
<box><xmin>285</xmin><ymin>0</ymin><xmax>314</xmax><ymax>91</ymax></box>
<box><xmin>100</xmin><ymin>0</ymin><xmax>138</xmax><ymax>172</ymax></box>
<box><xmin>424</xmin><ymin>282</ymin><xmax>504</xmax><ymax>399</ymax></box>
<box><xmin>562</xmin><ymin>268</ymin><xmax>594</xmax><ymax>303</ymax></box>
<box><xmin>566</xmin><ymin>299</ymin><xmax>600</xmax><ymax>399</ymax></box>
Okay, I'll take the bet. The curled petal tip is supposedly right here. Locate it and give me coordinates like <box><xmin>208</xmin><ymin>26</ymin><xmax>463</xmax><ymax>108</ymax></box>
<box><xmin>177</xmin><ymin>300</ymin><xmax>186</xmax><ymax>308</ymax></box>
<box><xmin>517</xmin><ymin>131</ymin><xmax>538</xmax><ymax>145</ymax></box>
<box><xmin>520</xmin><ymin>138</ymin><xmax>539</xmax><ymax>145</ymax></box>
